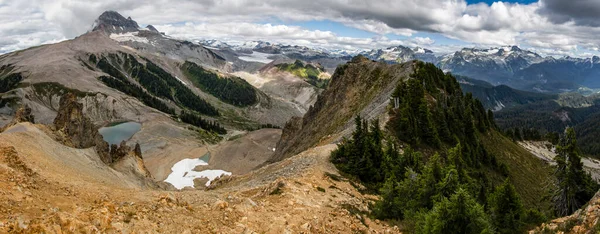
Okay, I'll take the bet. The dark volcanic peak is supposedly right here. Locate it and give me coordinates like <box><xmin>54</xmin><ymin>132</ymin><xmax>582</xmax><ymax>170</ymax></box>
<box><xmin>92</xmin><ymin>10</ymin><xmax>140</xmax><ymax>34</ymax></box>
<box><xmin>146</xmin><ymin>25</ymin><xmax>159</xmax><ymax>33</ymax></box>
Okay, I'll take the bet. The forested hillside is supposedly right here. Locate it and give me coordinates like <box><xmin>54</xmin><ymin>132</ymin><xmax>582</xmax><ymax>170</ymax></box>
<box><xmin>458</xmin><ymin>76</ymin><xmax>556</xmax><ymax>110</ymax></box>
<box><xmin>87</xmin><ymin>52</ymin><xmax>226</xmax><ymax>134</ymax></box>
<box><xmin>330</xmin><ymin>62</ymin><xmax>557</xmax><ymax>233</ymax></box>
<box><xmin>495</xmin><ymin>98</ymin><xmax>600</xmax><ymax>157</ymax></box>
<box><xmin>181</xmin><ymin>61</ymin><xmax>258</xmax><ymax>107</ymax></box>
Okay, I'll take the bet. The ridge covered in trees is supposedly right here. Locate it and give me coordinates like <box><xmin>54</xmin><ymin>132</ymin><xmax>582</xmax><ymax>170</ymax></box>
<box><xmin>179</xmin><ymin>111</ymin><xmax>226</xmax><ymax>135</ymax></box>
<box><xmin>89</xmin><ymin>53</ymin><xmax>226</xmax><ymax>134</ymax></box>
<box><xmin>331</xmin><ymin>62</ymin><xmax>551</xmax><ymax>233</ymax></box>
<box><xmin>92</xmin><ymin>53</ymin><xmax>219</xmax><ymax>116</ymax></box>
<box><xmin>181</xmin><ymin>61</ymin><xmax>257</xmax><ymax>107</ymax></box>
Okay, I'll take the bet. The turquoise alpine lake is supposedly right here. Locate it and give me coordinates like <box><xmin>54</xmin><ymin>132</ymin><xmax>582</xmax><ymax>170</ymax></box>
<box><xmin>98</xmin><ymin>122</ymin><xmax>142</xmax><ymax>145</ymax></box>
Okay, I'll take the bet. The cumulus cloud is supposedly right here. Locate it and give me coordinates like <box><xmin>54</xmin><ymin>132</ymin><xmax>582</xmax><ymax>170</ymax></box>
<box><xmin>158</xmin><ymin>22</ymin><xmax>417</xmax><ymax>51</ymax></box>
<box><xmin>538</xmin><ymin>0</ymin><xmax>600</xmax><ymax>27</ymax></box>
<box><xmin>1</xmin><ymin>0</ymin><xmax>600</xmax><ymax>57</ymax></box>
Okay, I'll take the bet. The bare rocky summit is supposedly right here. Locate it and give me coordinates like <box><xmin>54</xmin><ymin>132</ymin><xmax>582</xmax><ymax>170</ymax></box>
<box><xmin>92</xmin><ymin>10</ymin><xmax>140</xmax><ymax>34</ymax></box>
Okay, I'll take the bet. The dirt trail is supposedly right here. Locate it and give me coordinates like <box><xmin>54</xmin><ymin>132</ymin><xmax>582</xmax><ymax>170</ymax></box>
<box><xmin>0</xmin><ymin>123</ymin><xmax>401</xmax><ymax>233</ymax></box>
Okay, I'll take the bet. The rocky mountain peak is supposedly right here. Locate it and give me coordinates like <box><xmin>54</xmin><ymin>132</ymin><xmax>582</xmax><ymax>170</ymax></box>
<box><xmin>414</xmin><ymin>46</ymin><xmax>433</xmax><ymax>54</ymax></box>
<box><xmin>92</xmin><ymin>10</ymin><xmax>140</xmax><ymax>34</ymax></box>
<box><xmin>146</xmin><ymin>25</ymin><xmax>159</xmax><ymax>33</ymax></box>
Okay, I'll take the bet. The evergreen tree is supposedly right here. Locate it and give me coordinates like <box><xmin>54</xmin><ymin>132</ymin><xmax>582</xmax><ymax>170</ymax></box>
<box><xmin>417</xmin><ymin>188</ymin><xmax>494</xmax><ymax>234</ymax></box>
<box><xmin>488</xmin><ymin>179</ymin><xmax>524</xmax><ymax>234</ymax></box>
<box><xmin>374</xmin><ymin>174</ymin><xmax>402</xmax><ymax>219</ymax></box>
<box><xmin>552</xmin><ymin>127</ymin><xmax>599</xmax><ymax>216</ymax></box>
<box><xmin>514</xmin><ymin>128</ymin><xmax>522</xmax><ymax>141</ymax></box>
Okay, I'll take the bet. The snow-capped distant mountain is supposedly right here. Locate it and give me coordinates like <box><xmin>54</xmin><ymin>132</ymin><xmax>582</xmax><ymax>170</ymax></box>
<box><xmin>437</xmin><ymin>46</ymin><xmax>600</xmax><ymax>92</ymax></box>
<box><xmin>197</xmin><ymin>38</ymin><xmax>600</xmax><ymax>92</ymax></box>
<box><xmin>199</xmin><ymin>39</ymin><xmax>355</xmax><ymax>59</ymax></box>
<box><xmin>360</xmin><ymin>45</ymin><xmax>437</xmax><ymax>63</ymax></box>
<box><xmin>198</xmin><ymin>39</ymin><xmax>232</xmax><ymax>50</ymax></box>
<box><xmin>92</xmin><ymin>11</ymin><xmax>227</xmax><ymax>70</ymax></box>
<box><xmin>439</xmin><ymin>46</ymin><xmax>544</xmax><ymax>73</ymax></box>
<box><xmin>436</xmin><ymin>46</ymin><xmax>545</xmax><ymax>86</ymax></box>
<box><xmin>198</xmin><ymin>39</ymin><xmax>354</xmax><ymax>72</ymax></box>
<box><xmin>514</xmin><ymin>55</ymin><xmax>600</xmax><ymax>91</ymax></box>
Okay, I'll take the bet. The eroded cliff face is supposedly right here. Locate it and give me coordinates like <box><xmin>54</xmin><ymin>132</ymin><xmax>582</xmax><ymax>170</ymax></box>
<box><xmin>53</xmin><ymin>93</ymin><xmax>103</xmax><ymax>149</ymax></box>
<box><xmin>270</xmin><ymin>56</ymin><xmax>415</xmax><ymax>163</ymax></box>
<box><xmin>51</xmin><ymin>93</ymin><xmax>153</xmax><ymax>180</ymax></box>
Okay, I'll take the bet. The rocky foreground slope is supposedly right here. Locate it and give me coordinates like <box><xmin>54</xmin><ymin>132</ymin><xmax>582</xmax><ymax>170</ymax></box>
<box><xmin>0</xmin><ymin>123</ymin><xmax>400</xmax><ymax>233</ymax></box>
<box><xmin>531</xmin><ymin>190</ymin><xmax>600</xmax><ymax>233</ymax></box>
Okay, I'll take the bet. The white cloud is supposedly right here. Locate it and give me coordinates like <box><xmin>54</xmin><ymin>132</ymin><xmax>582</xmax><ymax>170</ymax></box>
<box><xmin>157</xmin><ymin>22</ymin><xmax>420</xmax><ymax>51</ymax></box>
<box><xmin>0</xmin><ymin>0</ymin><xmax>600</xmax><ymax>57</ymax></box>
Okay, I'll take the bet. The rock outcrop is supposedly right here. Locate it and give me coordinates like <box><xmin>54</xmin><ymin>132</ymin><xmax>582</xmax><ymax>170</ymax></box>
<box><xmin>531</xmin><ymin>190</ymin><xmax>600</xmax><ymax>233</ymax></box>
<box><xmin>110</xmin><ymin>141</ymin><xmax>143</xmax><ymax>162</ymax></box>
<box><xmin>0</xmin><ymin>104</ymin><xmax>34</xmax><ymax>132</ymax></box>
<box><xmin>53</xmin><ymin>93</ymin><xmax>102</xmax><ymax>149</ymax></box>
<box><xmin>111</xmin><ymin>141</ymin><xmax>154</xmax><ymax>180</ymax></box>
<box><xmin>52</xmin><ymin>93</ymin><xmax>150</xmax><ymax>176</ymax></box>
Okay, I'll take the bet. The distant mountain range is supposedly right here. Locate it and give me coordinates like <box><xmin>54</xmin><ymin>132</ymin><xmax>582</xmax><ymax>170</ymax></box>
<box><xmin>200</xmin><ymin>39</ymin><xmax>600</xmax><ymax>93</ymax></box>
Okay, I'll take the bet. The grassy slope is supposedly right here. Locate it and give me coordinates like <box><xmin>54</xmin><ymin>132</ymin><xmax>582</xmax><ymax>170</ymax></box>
<box><xmin>480</xmin><ymin>130</ymin><xmax>554</xmax><ymax>212</ymax></box>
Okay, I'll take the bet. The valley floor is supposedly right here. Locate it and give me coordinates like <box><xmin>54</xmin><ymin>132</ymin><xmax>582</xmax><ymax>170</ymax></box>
<box><xmin>0</xmin><ymin>123</ymin><xmax>400</xmax><ymax>233</ymax></box>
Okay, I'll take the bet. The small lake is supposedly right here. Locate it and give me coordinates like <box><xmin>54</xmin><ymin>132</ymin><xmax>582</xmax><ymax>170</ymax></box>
<box><xmin>98</xmin><ymin>121</ymin><xmax>142</xmax><ymax>145</ymax></box>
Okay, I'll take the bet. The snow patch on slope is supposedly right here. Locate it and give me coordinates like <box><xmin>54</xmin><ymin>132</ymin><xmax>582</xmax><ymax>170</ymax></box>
<box><xmin>164</xmin><ymin>158</ymin><xmax>231</xmax><ymax>189</ymax></box>
<box><xmin>110</xmin><ymin>32</ymin><xmax>150</xmax><ymax>44</ymax></box>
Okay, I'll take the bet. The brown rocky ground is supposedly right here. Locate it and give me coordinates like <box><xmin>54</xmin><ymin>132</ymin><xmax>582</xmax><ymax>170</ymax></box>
<box><xmin>196</xmin><ymin>128</ymin><xmax>282</xmax><ymax>175</ymax></box>
<box><xmin>0</xmin><ymin>123</ymin><xmax>401</xmax><ymax>233</ymax></box>
<box><xmin>530</xmin><ymin>191</ymin><xmax>600</xmax><ymax>234</ymax></box>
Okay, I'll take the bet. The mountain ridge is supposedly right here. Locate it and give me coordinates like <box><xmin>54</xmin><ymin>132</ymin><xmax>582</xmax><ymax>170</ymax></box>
<box><xmin>199</xmin><ymin>38</ymin><xmax>600</xmax><ymax>92</ymax></box>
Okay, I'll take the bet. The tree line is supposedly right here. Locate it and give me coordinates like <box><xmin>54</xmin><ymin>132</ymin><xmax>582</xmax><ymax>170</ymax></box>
<box><xmin>91</xmin><ymin>53</ymin><xmax>227</xmax><ymax>134</ymax></box>
<box><xmin>182</xmin><ymin>61</ymin><xmax>258</xmax><ymax>107</ymax></box>
<box><xmin>330</xmin><ymin>62</ymin><xmax>598</xmax><ymax>233</ymax></box>
<box><xmin>94</xmin><ymin>53</ymin><xmax>219</xmax><ymax>116</ymax></box>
